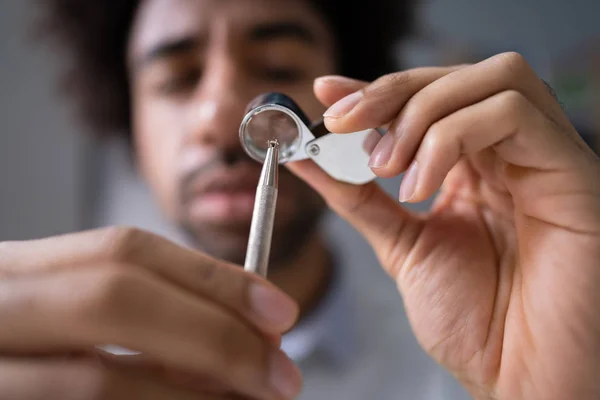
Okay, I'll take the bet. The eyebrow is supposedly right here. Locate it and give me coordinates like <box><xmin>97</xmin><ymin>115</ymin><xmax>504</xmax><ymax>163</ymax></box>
<box><xmin>134</xmin><ymin>21</ymin><xmax>318</xmax><ymax>71</ymax></box>
<box><xmin>249</xmin><ymin>21</ymin><xmax>317</xmax><ymax>45</ymax></box>
<box><xmin>135</xmin><ymin>37</ymin><xmax>200</xmax><ymax>71</ymax></box>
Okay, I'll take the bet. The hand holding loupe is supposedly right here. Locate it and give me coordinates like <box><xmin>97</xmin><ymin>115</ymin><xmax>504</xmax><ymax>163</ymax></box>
<box><xmin>239</xmin><ymin>92</ymin><xmax>384</xmax><ymax>185</ymax></box>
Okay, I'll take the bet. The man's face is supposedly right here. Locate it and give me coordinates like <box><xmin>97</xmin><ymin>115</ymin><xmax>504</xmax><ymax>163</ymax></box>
<box><xmin>128</xmin><ymin>0</ymin><xmax>335</xmax><ymax>264</ymax></box>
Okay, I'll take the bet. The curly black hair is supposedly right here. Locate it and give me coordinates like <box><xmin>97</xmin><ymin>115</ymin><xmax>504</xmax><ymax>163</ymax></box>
<box><xmin>37</xmin><ymin>0</ymin><xmax>417</xmax><ymax>139</ymax></box>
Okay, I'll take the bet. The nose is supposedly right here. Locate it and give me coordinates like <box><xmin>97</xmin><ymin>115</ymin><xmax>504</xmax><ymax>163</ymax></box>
<box><xmin>183</xmin><ymin>58</ymin><xmax>251</xmax><ymax>152</ymax></box>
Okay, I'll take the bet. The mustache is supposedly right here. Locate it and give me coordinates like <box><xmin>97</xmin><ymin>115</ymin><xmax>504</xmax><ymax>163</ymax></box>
<box><xmin>180</xmin><ymin>157</ymin><xmax>223</xmax><ymax>196</ymax></box>
<box><xmin>178</xmin><ymin>148</ymin><xmax>301</xmax><ymax>207</ymax></box>
<box><xmin>178</xmin><ymin>150</ymin><xmax>257</xmax><ymax>204</ymax></box>
<box><xmin>181</xmin><ymin>148</ymin><xmax>248</xmax><ymax>187</ymax></box>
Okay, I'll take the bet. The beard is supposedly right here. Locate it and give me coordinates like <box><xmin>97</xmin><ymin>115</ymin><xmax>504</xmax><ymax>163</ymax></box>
<box><xmin>178</xmin><ymin>198</ymin><xmax>325</xmax><ymax>268</ymax></box>
<box><xmin>175</xmin><ymin>150</ymin><xmax>326</xmax><ymax>268</ymax></box>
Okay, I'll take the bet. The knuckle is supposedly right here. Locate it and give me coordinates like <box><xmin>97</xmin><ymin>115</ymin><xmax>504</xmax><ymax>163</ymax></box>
<box><xmin>497</xmin><ymin>90</ymin><xmax>529</xmax><ymax>113</ymax></box>
<box><xmin>368</xmin><ymin>71</ymin><xmax>411</xmax><ymax>96</ymax></box>
<box><xmin>194</xmin><ymin>262</ymin><xmax>250</xmax><ymax>311</ymax></box>
<box><xmin>383</xmin><ymin>71</ymin><xmax>413</xmax><ymax>89</ymax></box>
<box><xmin>358</xmin><ymin>71</ymin><xmax>416</xmax><ymax>124</ymax></box>
<box><xmin>496</xmin><ymin>90</ymin><xmax>533</xmax><ymax>136</ymax></box>
<box><xmin>495</xmin><ymin>51</ymin><xmax>531</xmax><ymax>75</ymax></box>
<box><xmin>96</xmin><ymin>226</ymin><xmax>149</xmax><ymax>263</ymax></box>
<box><xmin>424</xmin><ymin>121</ymin><xmax>446</xmax><ymax>152</ymax></box>
<box><xmin>74</xmin><ymin>266</ymin><xmax>144</xmax><ymax>323</ymax></box>
<box><xmin>195</xmin><ymin>258</ymin><xmax>220</xmax><ymax>286</ymax></box>
<box><xmin>195</xmin><ymin>261</ymin><xmax>250</xmax><ymax>302</ymax></box>
<box><xmin>501</xmin><ymin>51</ymin><xmax>526</xmax><ymax>64</ymax></box>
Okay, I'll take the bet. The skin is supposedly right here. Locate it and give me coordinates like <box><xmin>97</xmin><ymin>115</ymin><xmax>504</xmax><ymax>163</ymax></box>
<box><xmin>0</xmin><ymin>1</ymin><xmax>598</xmax><ymax>400</ymax></box>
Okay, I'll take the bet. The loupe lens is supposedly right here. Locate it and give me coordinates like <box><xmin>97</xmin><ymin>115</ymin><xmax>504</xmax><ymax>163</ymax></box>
<box><xmin>240</xmin><ymin>107</ymin><xmax>301</xmax><ymax>163</ymax></box>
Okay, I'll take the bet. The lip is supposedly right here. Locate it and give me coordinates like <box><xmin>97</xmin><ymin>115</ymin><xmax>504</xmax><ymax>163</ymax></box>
<box><xmin>183</xmin><ymin>165</ymin><xmax>263</xmax><ymax>224</ymax></box>
<box><xmin>185</xmin><ymin>164</ymin><xmax>262</xmax><ymax>198</ymax></box>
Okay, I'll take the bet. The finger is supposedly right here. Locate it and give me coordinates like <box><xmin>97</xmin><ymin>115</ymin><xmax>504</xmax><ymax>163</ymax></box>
<box><xmin>322</xmin><ymin>65</ymin><xmax>467</xmax><ymax>134</ymax></box>
<box><xmin>398</xmin><ymin>90</ymin><xmax>558</xmax><ymax>202</ymax></box>
<box><xmin>266</xmin><ymin>333</ymin><xmax>283</xmax><ymax>347</ymax></box>
<box><xmin>313</xmin><ymin>75</ymin><xmax>368</xmax><ymax>107</ymax></box>
<box><xmin>0</xmin><ymin>265</ymin><xmax>302</xmax><ymax>400</ymax></box>
<box><xmin>0</xmin><ymin>227</ymin><xmax>299</xmax><ymax>334</ymax></box>
<box><xmin>395</xmin><ymin>90</ymin><xmax>600</xmax><ymax>232</ymax></box>
<box><xmin>0</xmin><ymin>357</ymin><xmax>230</xmax><ymax>400</ymax></box>
<box><xmin>95</xmin><ymin>351</ymin><xmax>233</xmax><ymax>395</ymax></box>
<box><xmin>286</xmin><ymin>160</ymin><xmax>422</xmax><ymax>278</ymax></box>
<box><xmin>367</xmin><ymin>52</ymin><xmax>577</xmax><ymax>176</ymax></box>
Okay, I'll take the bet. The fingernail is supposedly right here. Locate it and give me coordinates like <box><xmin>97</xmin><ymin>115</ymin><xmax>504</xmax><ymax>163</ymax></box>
<box><xmin>315</xmin><ymin>75</ymin><xmax>361</xmax><ymax>86</ymax></box>
<box><xmin>250</xmin><ymin>284</ymin><xmax>298</xmax><ymax>329</ymax></box>
<box><xmin>270</xmin><ymin>351</ymin><xmax>303</xmax><ymax>398</ymax></box>
<box><xmin>362</xmin><ymin>129</ymin><xmax>383</xmax><ymax>155</ymax></box>
<box><xmin>323</xmin><ymin>91</ymin><xmax>363</xmax><ymax>118</ymax></box>
<box><xmin>399</xmin><ymin>161</ymin><xmax>419</xmax><ymax>202</ymax></box>
<box><xmin>368</xmin><ymin>132</ymin><xmax>395</xmax><ymax>168</ymax></box>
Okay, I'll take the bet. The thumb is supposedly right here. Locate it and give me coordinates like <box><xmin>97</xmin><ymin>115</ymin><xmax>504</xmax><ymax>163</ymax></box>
<box><xmin>286</xmin><ymin>160</ymin><xmax>421</xmax><ymax>275</ymax></box>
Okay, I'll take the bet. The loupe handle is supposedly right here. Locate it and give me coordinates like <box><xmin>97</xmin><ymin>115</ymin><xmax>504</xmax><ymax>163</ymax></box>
<box><xmin>302</xmin><ymin>126</ymin><xmax>386</xmax><ymax>185</ymax></box>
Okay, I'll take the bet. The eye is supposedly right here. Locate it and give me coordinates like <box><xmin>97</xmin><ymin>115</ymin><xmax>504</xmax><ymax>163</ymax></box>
<box><xmin>155</xmin><ymin>68</ymin><xmax>201</xmax><ymax>96</ymax></box>
<box><xmin>261</xmin><ymin>67</ymin><xmax>305</xmax><ymax>83</ymax></box>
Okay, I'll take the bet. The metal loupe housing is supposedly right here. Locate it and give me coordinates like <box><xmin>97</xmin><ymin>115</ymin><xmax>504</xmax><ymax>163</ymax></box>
<box><xmin>239</xmin><ymin>92</ymin><xmax>383</xmax><ymax>185</ymax></box>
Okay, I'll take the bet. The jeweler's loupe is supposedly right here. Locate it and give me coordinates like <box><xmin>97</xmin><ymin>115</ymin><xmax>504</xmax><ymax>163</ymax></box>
<box><xmin>239</xmin><ymin>93</ymin><xmax>311</xmax><ymax>163</ymax></box>
<box><xmin>239</xmin><ymin>92</ymin><xmax>385</xmax><ymax>185</ymax></box>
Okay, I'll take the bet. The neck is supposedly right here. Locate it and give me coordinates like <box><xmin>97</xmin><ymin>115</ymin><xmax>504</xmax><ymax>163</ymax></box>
<box><xmin>267</xmin><ymin>234</ymin><xmax>332</xmax><ymax>319</ymax></box>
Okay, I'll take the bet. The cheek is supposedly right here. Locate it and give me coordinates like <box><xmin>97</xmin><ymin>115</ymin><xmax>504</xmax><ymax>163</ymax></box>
<box><xmin>133</xmin><ymin>99</ymin><xmax>182</xmax><ymax>218</ymax></box>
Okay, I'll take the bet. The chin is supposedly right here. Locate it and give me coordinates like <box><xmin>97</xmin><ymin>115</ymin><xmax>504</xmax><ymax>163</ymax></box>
<box><xmin>181</xmin><ymin>222</ymin><xmax>250</xmax><ymax>265</ymax></box>
<box><xmin>177</xmin><ymin>187</ymin><xmax>325</xmax><ymax>266</ymax></box>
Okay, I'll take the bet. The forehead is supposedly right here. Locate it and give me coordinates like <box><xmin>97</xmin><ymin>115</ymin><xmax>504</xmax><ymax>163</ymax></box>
<box><xmin>129</xmin><ymin>0</ymin><xmax>332</xmax><ymax>60</ymax></box>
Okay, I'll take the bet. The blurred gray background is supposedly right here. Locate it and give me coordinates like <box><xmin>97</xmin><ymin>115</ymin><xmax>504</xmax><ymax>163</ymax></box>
<box><xmin>1</xmin><ymin>0</ymin><xmax>599</xmax><ymax>244</ymax></box>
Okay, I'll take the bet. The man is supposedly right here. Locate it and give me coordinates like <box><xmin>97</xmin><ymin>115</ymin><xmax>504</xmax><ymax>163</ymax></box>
<box><xmin>0</xmin><ymin>0</ymin><xmax>598</xmax><ymax>399</ymax></box>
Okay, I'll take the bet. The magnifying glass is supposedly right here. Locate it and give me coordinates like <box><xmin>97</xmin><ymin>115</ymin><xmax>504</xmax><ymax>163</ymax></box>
<box><xmin>239</xmin><ymin>92</ymin><xmax>385</xmax><ymax>185</ymax></box>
